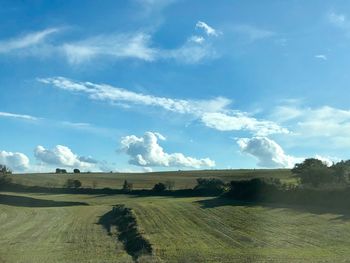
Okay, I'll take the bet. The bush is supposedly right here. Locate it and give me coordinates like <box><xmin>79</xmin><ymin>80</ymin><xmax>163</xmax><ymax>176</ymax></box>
<box><xmin>64</xmin><ymin>179</ymin><xmax>82</xmax><ymax>188</ymax></box>
<box><xmin>292</xmin><ymin>158</ymin><xmax>336</xmax><ymax>187</ymax></box>
<box><xmin>122</xmin><ymin>180</ymin><xmax>133</xmax><ymax>193</ymax></box>
<box><xmin>73</xmin><ymin>168</ymin><xmax>80</xmax><ymax>173</ymax></box>
<box><xmin>0</xmin><ymin>164</ymin><xmax>11</xmax><ymax>175</ymax></box>
<box><xmin>56</xmin><ymin>168</ymin><xmax>67</xmax><ymax>174</ymax></box>
<box><xmin>152</xmin><ymin>182</ymin><xmax>166</xmax><ymax>192</ymax></box>
<box><xmin>227</xmin><ymin>178</ymin><xmax>280</xmax><ymax>201</ymax></box>
<box><xmin>194</xmin><ymin>178</ymin><xmax>226</xmax><ymax>195</ymax></box>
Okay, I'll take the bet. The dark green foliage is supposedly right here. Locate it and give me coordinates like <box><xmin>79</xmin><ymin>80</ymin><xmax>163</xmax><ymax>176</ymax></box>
<box><xmin>164</xmin><ymin>180</ymin><xmax>175</xmax><ymax>190</ymax></box>
<box><xmin>122</xmin><ymin>180</ymin><xmax>133</xmax><ymax>193</ymax></box>
<box><xmin>194</xmin><ymin>178</ymin><xmax>226</xmax><ymax>195</ymax></box>
<box><xmin>152</xmin><ymin>182</ymin><xmax>166</xmax><ymax>192</ymax></box>
<box><xmin>227</xmin><ymin>178</ymin><xmax>280</xmax><ymax>201</ymax></box>
<box><xmin>56</xmin><ymin>168</ymin><xmax>67</xmax><ymax>174</ymax></box>
<box><xmin>292</xmin><ymin>158</ymin><xmax>336</xmax><ymax>186</ymax></box>
<box><xmin>0</xmin><ymin>164</ymin><xmax>11</xmax><ymax>174</ymax></box>
<box><xmin>98</xmin><ymin>205</ymin><xmax>152</xmax><ymax>260</ymax></box>
<box><xmin>64</xmin><ymin>179</ymin><xmax>82</xmax><ymax>189</ymax></box>
<box><xmin>73</xmin><ymin>169</ymin><xmax>80</xmax><ymax>174</ymax></box>
<box><xmin>330</xmin><ymin>160</ymin><xmax>350</xmax><ymax>182</ymax></box>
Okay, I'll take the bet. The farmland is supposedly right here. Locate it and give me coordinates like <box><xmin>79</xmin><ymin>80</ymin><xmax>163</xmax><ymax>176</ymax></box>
<box><xmin>2</xmin><ymin>170</ymin><xmax>350</xmax><ymax>262</ymax></box>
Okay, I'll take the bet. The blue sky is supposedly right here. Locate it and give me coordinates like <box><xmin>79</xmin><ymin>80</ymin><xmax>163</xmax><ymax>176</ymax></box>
<box><xmin>1</xmin><ymin>0</ymin><xmax>350</xmax><ymax>172</ymax></box>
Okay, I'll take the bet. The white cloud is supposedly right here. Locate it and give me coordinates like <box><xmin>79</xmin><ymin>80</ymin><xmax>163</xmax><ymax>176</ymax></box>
<box><xmin>189</xmin><ymin>35</ymin><xmax>205</xmax><ymax>44</ymax></box>
<box><xmin>237</xmin><ymin>137</ymin><xmax>301</xmax><ymax>168</ymax></box>
<box><xmin>0</xmin><ymin>151</ymin><xmax>30</xmax><ymax>171</ymax></box>
<box><xmin>0</xmin><ymin>28</ymin><xmax>59</xmax><ymax>53</ymax></box>
<box><xmin>34</xmin><ymin>145</ymin><xmax>96</xmax><ymax>169</ymax></box>
<box><xmin>0</xmin><ymin>111</ymin><xmax>38</xmax><ymax>121</ymax></box>
<box><xmin>121</xmin><ymin>132</ymin><xmax>215</xmax><ymax>168</ymax></box>
<box><xmin>202</xmin><ymin>112</ymin><xmax>288</xmax><ymax>136</ymax></box>
<box><xmin>196</xmin><ymin>21</ymin><xmax>219</xmax><ymax>36</ymax></box>
<box><xmin>62</xmin><ymin>33</ymin><xmax>157</xmax><ymax>64</ymax></box>
<box><xmin>315</xmin><ymin>54</ymin><xmax>327</xmax><ymax>60</ymax></box>
<box><xmin>232</xmin><ymin>25</ymin><xmax>275</xmax><ymax>41</ymax></box>
<box><xmin>39</xmin><ymin>77</ymin><xmax>288</xmax><ymax>135</ymax></box>
<box><xmin>328</xmin><ymin>12</ymin><xmax>347</xmax><ymax>27</ymax></box>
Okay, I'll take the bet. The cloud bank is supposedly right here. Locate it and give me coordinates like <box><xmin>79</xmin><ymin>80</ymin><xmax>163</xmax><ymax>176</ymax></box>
<box><xmin>121</xmin><ymin>131</ymin><xmax>215</xmax><ymax>168</ymax></box>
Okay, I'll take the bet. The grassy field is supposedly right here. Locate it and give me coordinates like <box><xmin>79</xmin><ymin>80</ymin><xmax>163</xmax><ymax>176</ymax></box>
<box><xmin>2</xmin><ymin>181</ymin><xmax>350</xmax><ymax>262</ymax></box>
<box><xmin>11</xmin><ymin>169</ymin><xmax>294</xmax><ymax>189</ymax></box>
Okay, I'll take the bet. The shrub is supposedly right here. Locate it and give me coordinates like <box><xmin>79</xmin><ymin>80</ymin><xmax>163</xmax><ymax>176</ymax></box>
<box><xmin>165</xmin><ymin>180</ymin><xmax>175</xmax><ymax>190</ymax></box>
<box><xmin>56</xmin><ymin>168</ymin><xmax>67</xmax><ymax>174</ymax></box>
<box><xmin>292</xmin><ymin>158</ymin><xmax>336</xmax><ymax>187</ymax></box>
<box><xmin>194</xmin><ymin>178</ymin><xmax>226</xmax><ymax>195</ymax></box>
<box><xmin>122</xmin><ymin>180</ymin><xmax>133</xmax><ymax>193</ymax></box>
<box><xmin>64</xmin><ymin>179</ymin><xmax>82</xmax><ymax>188</ymax></box>
<box><xmin>73</xmin><ymin>168</ymin><xmax>80</xmax><ymax>174</ymax></box>
<box><xmin>152</xmin><ymin>182</ymin><xmax>167</xmax><ymax>192</ymax></box>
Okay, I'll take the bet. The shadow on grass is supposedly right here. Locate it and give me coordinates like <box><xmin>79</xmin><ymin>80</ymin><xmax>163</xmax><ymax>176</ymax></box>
<box><xmin>196</xmin><ymin>196</ymin><xmax>350</xmax><ymax>221</ymax></box>
<box><xmin>97</xmin><ymin>205</ymin><xmax>152</xmax><ymax>261</ymax></box>
<box><xmin>0</xmin><ymin>194</ymin><xmax>88</xmax><ymax>207</ymax></box>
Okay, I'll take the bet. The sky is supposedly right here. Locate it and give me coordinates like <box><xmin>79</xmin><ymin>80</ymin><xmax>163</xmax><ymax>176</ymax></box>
<box><xmin>1</xmin><ymin>0</ymin><xmax>350</xmax><ymax>173</ymax></box>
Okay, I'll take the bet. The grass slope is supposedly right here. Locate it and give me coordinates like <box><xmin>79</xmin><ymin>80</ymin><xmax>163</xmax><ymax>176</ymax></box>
<box><xmin>2</xmin><ymin>191</ymin><xmax>350</xmax><ymax>262</ymax></box>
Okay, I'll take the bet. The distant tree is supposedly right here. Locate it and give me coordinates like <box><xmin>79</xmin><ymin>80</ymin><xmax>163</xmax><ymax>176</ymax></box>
<box><xmin>165</xmin><ymin>180</ymin><xmax>175</xmax><ymax>190</ymax></box>
<box><xmin>92</xmin><ymin>180</ymin><xmax>98</xmax><ymax>189</ymax></box>
<box><xmin>73</xmin><ymin>169</ymin><xmax>80</xmax><ymax>174</ymax></box>
<box><xmin>292</xmin><ymin>158</ymin><xmax>335</xmax><ymax>187</ymax></box>
<box><xmin>0</xmin><ymin>165</ymin><xmax>11</xmax><ymax>175</ymax></box>
<box><xmin>56</xmin><ymin>168</ymin><xmax>67</xmax><ymax>174</ymax></box>
<box><xmin>64</xmin><ymin>179</ymin><xmax>82</xmax><ymax>188</ymax></box>
<box><xmin>122</xmin><ymin>180</ymin><xmax>133</xmax><ymax>193</ymax></box>
<box><xmin>330</xmin><ymin>160</ymin><xmax>350</xmax><ymax>182</ymax></box>
<box><xmin>152</xmin><ymin>182</ymin><xmax>166</xmax><ymax>192</ymax></box>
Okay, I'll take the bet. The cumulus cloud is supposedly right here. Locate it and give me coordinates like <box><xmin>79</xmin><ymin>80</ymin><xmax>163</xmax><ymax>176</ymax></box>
<box><xmin>237</xmin><ymin>137</ymin><xmax>301</xmax><ymax>168</ymax></box>
<box><xmin>0</xmin><ymin>28</ymin><xmax>59</xmax><ymax>53</ymax></box>
<box><xmin>0</xmin><ymin>111</ymin><xmax>38</xmax><ymax>121</ymax></box>
<box><xmin>0</xmin><ymin>151</ymin><xmax>30</xmax><ymax>171</ymax></box>
<box><xmin>196</xmin><ymin>21</ymin><xmax>219</xmax><ymax>36</ymax></box>
<box><xmin>120</xmin><ymin>132</ymin><xmax>215</xmax><ymax>168</ymax></box>
<box><xmin>34</xmin><ymin>145</ymin><xmax>97</xmax><ymax>169</ymax></box>
<box><xmin>39</xmin><ymin>77</ymin><xmax>287</xmax><ymax>136</ymax></box>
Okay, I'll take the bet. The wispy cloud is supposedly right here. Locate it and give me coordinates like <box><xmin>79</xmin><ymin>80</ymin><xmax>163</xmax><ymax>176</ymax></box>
<box><xmin>62</xmin><ymin>33</ymin><xmax>157</xmax><ymax>64</ymax></box>
<box><xmin>196</xmin><ymin>21</ymin><xmax>219</xmax><ymax>36</ymax></box>
<box><xmin>232</xmin><ymin>25</ymin><xmax>275</xmax><ymax>41</ymax></box>
<box><xmin>328</xmin><ymin>11</ymin><xmax>347</xmax><ymax>27</ymax></box>
<box><xmin>272</xmin><ymin>103</ymin><xmax>350</xmax><ymax>148</ymax></box>
<box><xmin>0</xmin><ymin>28</ymin><xmax>59</xmax><ymax>53</ymax></box>
<box><xmin>38</xmin><ymin>77</ymin><xmax>288</xmax><ymax>136</ymax></box>
<box><xmin>0</xmin><ymin>111</ymin><xmax>38</xmax><ymax>120</ymax></box>
<box><xmin>315</xmin><ymin>54</ymin><xmax>327</xmax><ymax>61</ymax></box>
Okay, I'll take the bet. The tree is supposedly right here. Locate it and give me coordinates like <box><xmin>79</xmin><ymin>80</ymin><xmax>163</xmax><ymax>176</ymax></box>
<box><xmin>73</xmin><ymin>168</ymin><xmax>80</xmax><ymax>174</ymax></box>
<box><xmin>194</xmin><ymin>178</ymin><xmax>226</xmax><ymax>194</ymax></box>
<box><xmin>292</xmin><ymin>158</ymin><xmax>335</xmax><ymax>187</ymax></box>
<box><xmin>0</xmin><ymin>165</ymin><xmax>12</xmax><ymax>189</ymax></box>
<box><xmin>64</xmin><ymin>179</ymin><xmax>82</xmax><ymax>188</ymax></box>
<box><xmin>165</xmin><ymin>180</ymin><xmax>175</xmax><ymax>190</ymax></box>
<box><xmin>152</xmin><ymin>182</ymin><xmax>166</xmax><ymax>192</ymax></box>
<box><xmin>0</xmin><ymin>165</ymin><xmax>11</xmax><ymax>175</ymax></box>
<box><xmin>122</xmin><ymin>180</ymin><xmax>133</xmax><ymax>193</ymax></box>
<box><xmin>56</xmin><ymin>168</ymin><xmax>67</xmax><ymax>174</ymax></box>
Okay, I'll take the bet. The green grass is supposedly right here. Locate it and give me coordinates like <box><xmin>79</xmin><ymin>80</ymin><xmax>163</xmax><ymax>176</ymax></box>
<box><xmin>11</xmin><ymin>169</ymin><xmax>294</xmax><ymax>189</ymax></box>
<box><xmin>2</xmin><ymin>188</ymin><xmax>350</xmax><ymax>262</ymax></box>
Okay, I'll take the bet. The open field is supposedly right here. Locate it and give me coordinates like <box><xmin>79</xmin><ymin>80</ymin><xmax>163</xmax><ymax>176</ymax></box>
<box><xmin>11</xmin><ymin>169</ymin><xmax>294</xmax><ymax>189</ymax></box>
<box><xmin>2</xmin><ymin>183</ymin><xmax>350</xmax><ymax>262</ymax></box>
